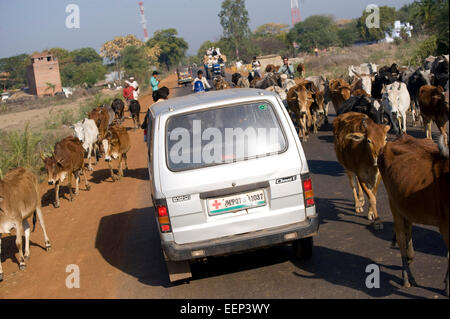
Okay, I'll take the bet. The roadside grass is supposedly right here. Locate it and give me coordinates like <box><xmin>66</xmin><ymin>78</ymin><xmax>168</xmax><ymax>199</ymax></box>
<box><xmin>0</xmin><ymin>92</ymin><xmax>123</xmax><ymax>181</ymax></box>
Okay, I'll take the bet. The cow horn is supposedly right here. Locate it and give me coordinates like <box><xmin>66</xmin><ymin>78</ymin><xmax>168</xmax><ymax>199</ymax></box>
<box><xmin>40</xmin><ymin>152</ymin><xmax>46</xmax><ymax>161</ymax></box>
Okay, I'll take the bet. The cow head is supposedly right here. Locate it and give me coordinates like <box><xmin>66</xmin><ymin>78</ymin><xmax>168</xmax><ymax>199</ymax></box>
<box><xmin>102</xmin><ymin>130</ymin><xmax>119</xmax><ymax>162</ymax></box>
<box><xmin>41</xmin><ymin>153</ymin><xmax>66</xmax><ymax>185</ymax></box>
<box><xmin>346</xmin><ymin>119</ymin><xmax>390</xmax><ymax>171</ymax></box>
<box><xmin>312</xmin><ymin>90</ymin><xmax>325</xmax><ymax>114</ymax></box>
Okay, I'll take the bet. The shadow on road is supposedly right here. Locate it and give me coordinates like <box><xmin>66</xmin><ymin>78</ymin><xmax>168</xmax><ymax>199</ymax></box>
<box><xmin>315</xmin><ymin>196</ymin><xmax>447</xmax><ymax>258</ymax></box>
<box><xmin>89</xmin><ymin>168</ymin><xmax>149</xmax><ymax>184</ymax></box>
<box><xmin>292</xmin><ymin>245</ymin><xmax>444</xmax><ymax>298</ymax></box>
<box><xmin>308</xmin><ymin>160</ymin><xmax>344</xmax><ymax>177</ymax></box>
<box><xmin>95</xmin><ymin>207</ymin><xmax>172</xmax><ymax>288</ymax></box>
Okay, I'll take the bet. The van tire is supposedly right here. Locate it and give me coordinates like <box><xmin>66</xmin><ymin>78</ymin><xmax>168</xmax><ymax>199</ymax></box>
<box><xmin>292</xmin><ymin>237</ymin><xmax>313</xmax><ymax>260</ymax></box>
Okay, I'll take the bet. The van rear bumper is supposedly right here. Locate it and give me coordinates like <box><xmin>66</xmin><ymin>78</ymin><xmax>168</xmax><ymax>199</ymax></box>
<box><xmin>161</xmin><ymin>215</ymin><xmax>319</xmax><ymax>261</ymax></box>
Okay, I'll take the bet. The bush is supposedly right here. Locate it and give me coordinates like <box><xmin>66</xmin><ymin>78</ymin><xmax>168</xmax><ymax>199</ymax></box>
<box><xmin>409</xmin><ymin>36</ymin><xmax>437</xmax><ymax>66</ymax></box>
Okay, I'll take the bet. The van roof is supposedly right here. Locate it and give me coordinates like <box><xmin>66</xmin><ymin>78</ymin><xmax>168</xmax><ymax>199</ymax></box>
<box><xmin>150</xmin><ymin>88</ymin><xmax>278</xmax><ymax>117</ymax></box>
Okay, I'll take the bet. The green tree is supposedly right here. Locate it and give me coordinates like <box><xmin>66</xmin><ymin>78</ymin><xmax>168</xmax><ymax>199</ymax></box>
<box><xmin>146</xmin><ymin>29</ymin><xmax>188</xmax><ymax>71</ymax></box>
<box><xmin>288</xmin><ymin>15</ymin><xmax>340</xmax><ymax>52</ymax></box>
<box><xmin>357</xmin><ymin>6</ymin><xmax>397</xmax><ymax>41</ymax></box>
<box><xmin>254</xmin><ymin>23</ymin><xmax>290</xmax><ymax>37</ymax></box>
<box><xmin>337</xmin><ymin>20</ymin><xmax>360</xmax><ymax>46</ymax></box>
<box><xmin>121</xmin><ymin>45</ymin><xmax>150</xmax><ymax>84</ymax></box>
<box><xmin>70</xmin><ymin>48</ymin><xmax>102</xmax><ymax>64</ymax></box>
<box><xmin>0</xmin><ymin>54</ymin><xmax>29</xmax><ymax>89</ymax></box>
<box><xmin>434</xmin><ymin>0</ymin><xmax>449</xmax><ymax>53</ymax></box>
<box><xmin>218</xmin><ymin>0</ymin><xmax>251</xmax><ymax>60</ymax></box>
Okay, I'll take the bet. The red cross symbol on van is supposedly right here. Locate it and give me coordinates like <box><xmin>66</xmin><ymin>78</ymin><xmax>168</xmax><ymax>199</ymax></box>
<box><xmin>212</xmin><ymin>200</ymin><xmax>221</xmax><ymax>210</ymax></box>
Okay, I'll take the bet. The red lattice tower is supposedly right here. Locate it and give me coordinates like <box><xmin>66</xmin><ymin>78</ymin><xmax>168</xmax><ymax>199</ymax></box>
<box><xmin>138</xmin><ymin>1</ymin><xmax>149</xmax><ymax>42</ymax></box>
<box><xmin>291</xmin><ymin>0</ymin><xmax>301</xmax><ymax>26</ymax></box>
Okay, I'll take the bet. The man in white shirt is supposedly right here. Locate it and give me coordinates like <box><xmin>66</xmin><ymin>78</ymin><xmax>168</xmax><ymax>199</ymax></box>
<box><xmin>125</xmin><ymin>77</ymin><xmax>139</xmax><ymax>100</ymax></box>
<box><xmin>192</xmin><ymin>70</ymin><xmax>211</xmax><ymax>92</ymax></box>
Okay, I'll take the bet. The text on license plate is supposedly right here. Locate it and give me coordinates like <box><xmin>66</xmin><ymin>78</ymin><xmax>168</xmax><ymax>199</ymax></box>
<box><xmin>208</xmin><ymin>189</ymin><xmax>266</xmax><ymax>215</ymax></box>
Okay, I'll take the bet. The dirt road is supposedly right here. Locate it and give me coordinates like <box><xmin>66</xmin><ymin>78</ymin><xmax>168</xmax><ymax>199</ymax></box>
<box><xmin>0</xmin><ymin>74</ymin><xmax>180</xmax><ymax>298</ymax></box>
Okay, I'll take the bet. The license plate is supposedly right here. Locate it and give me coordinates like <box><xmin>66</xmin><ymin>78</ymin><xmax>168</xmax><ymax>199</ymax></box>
<box><xmin>208</xmin><ymin>189</ymin><xmax>266</xmax><ymax>215</ymax></box>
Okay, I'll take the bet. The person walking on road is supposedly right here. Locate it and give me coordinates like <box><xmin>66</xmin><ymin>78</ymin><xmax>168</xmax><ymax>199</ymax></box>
<box><xmin>123</xmin><ymin>82</ymin><xmax>134</xmax><ymax>106</ymax></box>
<box><xmin>278</xmin><ymin>57</ymin><xmax>295</xmax><ymax>79</ymax></box>
<box><xmin>126</xmin><ymin>76</ymin><xmax>139</xmax><ymax>100</ymax></box>
<box><xmin>150</xmin><ymin>71</ymin><xmax>160</xmax><ymax>102</ymax></box>
<box><xmin>251</xmin><ymin>56</ymin><xmax>262</xmax><ymax>78</ymax></box>
<box><xmin>141</xmin><ymin>86</ymin><xmax>170</xmax><ymax>142</ymax></box>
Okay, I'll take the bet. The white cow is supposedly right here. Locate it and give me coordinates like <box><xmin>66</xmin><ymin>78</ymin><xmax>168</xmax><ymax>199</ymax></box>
<box><xmin>348</xmin><ymin>63</ymin><xmax>378</xmax><ymax>77</ymax></box>
<box><xmin>72</xmin><ymin>118</ymin><xmax>99</xmax><ymax>171</ymax></box>
<box><xmin>280</xmin><ymin>74</ymin><xmax>296</xmax><ymax>92</ymax></box>
<box><xmin>381</xmin><ymin>81</ymin><xmax>411</xmax><ymax>133</ymax></box>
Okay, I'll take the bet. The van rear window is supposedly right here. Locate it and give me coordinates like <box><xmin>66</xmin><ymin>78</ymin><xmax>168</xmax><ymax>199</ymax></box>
<box><xmin>166</xmin><ymin>102</ymin><xmax>287</xmax><ymax>171</ymax></box>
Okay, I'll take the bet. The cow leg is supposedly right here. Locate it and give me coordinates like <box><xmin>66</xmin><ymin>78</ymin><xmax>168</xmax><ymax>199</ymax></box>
<box><xmin>0</xmin><ymin>234</ymin><xmax>3</xmax><ymax>281</ymax></box>
<box><xmin>324</xmin><ymin>102</ymin><xmax>329</xmax><ymax>124</ymax></box>
<box><xmin>83</xmin><ymin>167</ymin><xmax>91</xmax><ymax>191</ymax></box>
<box><xmin>35</xmin><ymin>206</ymin><xmax>51</xmax><ymax>251</ymax></box>
<box><xmin>123</xmin><ymin>153</ymin><xmax>129</xmax><ymax>171</ymax></box>
<box><xmin>118</xmin><ymin>154</ymin><xmax>124</xmax><ymax>177</ymax></box>
<box><xmin>68</xmin><ymin>172</ymin><xmax>74</xmax><ymax>201</ymax></box>
<box><xmin>366</xmin><ymin>173</ymin><xmax>382</xmax><ymax>220</ymax></box>
<box><xmin>23</xmin><ymin>219</ymin><xmax>31</xmax><ymax>261</ymax></box>
<box><xmin>74</xmin><ymin>170</ymin><xmax>80</xmax><ymax>195</ymax></box>
<box><xmin>54</xmin><ymin>181</ymin><xmax>60</xmax><ymax>208</ymax></box>
<box><xmin>15</xmin><ymin>223</ymin><xmax>26</xmax><ymax>270</ymax></box>
<box><xmin>87</xmin><ymin>145</ymin><xmax>93</xmax><ymax>171</ymax></box>
<box><xmin>360</xmin><ymin>180</ymin><xmax>383</xmax><ymax>230</ymax></box>
<box><xmin>108</xmin><ymin>161</ymin><xmax>116</xmax><ymax>182</ymax></box>
<box><xmin>355</xmin><ymin>176</ymin><xmax>365</xmax><ymax>208</ymax></box>
<box><xmin>392</xmin><ymin>209</ymin><xmax>417</xmax><ymax>288</ymax></box>
<box><xmin>346</xmin><ymin>171</ymin><xmax>363</xmax><ymax>214</ymax></box>
<box><xmin>438</xmin><ymin>123</ymin><xmax>448</xmax><ymax>147</ymax></box>
<box><xmin>401</xmin><ymin>112</ymin><xmax>407</xmax><ymax>133</ymax></box>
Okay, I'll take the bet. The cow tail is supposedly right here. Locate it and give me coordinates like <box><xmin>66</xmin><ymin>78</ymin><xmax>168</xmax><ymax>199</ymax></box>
<box><xmin>32</xmin><ymin>211</ymin><xmax>37</xmax><ymax>232</ymax></box>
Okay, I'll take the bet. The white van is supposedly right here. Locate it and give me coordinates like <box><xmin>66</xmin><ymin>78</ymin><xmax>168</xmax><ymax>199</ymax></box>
<box><xmin>145</xmin><ymin>89</ymin><xmax>319</xmax><ymax>282</ymax></box>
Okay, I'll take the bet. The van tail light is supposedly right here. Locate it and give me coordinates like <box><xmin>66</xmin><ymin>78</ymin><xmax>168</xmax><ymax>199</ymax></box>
<box><xmin>301</xmin><ymin>174</ymin><xmax>315</xmax><ymax>208</ymax></box>
<box><xmin>154</xmin><ymin>199</ymin><xmax>172</xmax><ymax>233</ymax></box>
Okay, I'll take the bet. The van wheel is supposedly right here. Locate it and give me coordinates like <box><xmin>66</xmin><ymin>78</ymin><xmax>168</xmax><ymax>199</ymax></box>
<box><xmin>292</xmin><ymin>237</ymin><xmax>313</xmax><ymax>260</ymax></box>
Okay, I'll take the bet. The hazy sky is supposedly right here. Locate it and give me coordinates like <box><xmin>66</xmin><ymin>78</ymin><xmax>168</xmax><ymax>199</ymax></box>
<box><xmin>0</xmin><ymin>0</ymin><xmax>414</xmax><ymax>58</ymax></box>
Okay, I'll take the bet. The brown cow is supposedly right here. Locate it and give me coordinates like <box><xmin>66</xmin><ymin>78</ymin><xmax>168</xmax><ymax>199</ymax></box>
<box><xmin>297</xmin><ymin>63</ymin><xmax>305</xmax><ymax>78</ymax></box>
<box><xmin>0</xmin><ymin>168</ymin><xmax>51</xmax><ymax>280</ymax></box>
<box><xmin>418</xmin><ymin>85</ymin><xmax>449</xmax><ymax>145</ymax></box>
<box><xmin>329</xmin><ymin>79</ymin><xmax>352</xmax><ymax>114</ymax></box>
<box><xmin>287</xmin><ymin>83</ymin><xmax>315</xmax><ymax>141</ymax></box>
<box><xmin>378</xmin><ymin>134</ymin><xmax>449</xmax><ymax>296</ymax></box>
<box><xmin>88</xmin><ymin>107</ymin><xmax>110</xmax><ymax>141</ymax></box>
<box><xmin>102</xmin><ymin>125</ymin><xmax>131</xmax><ymax>182</ymax></box>
<box><xmin>265</xmin><ymin>64</ymin><xmax>280</xmax><ymax>73</ymax></box>
<box><xmin>41</xmin><ymin>136</ymin><xmax>90</xmax><ymax>208</ymax></box>
<box><xmin>333</xmin><ymin>112</ymin><xmax>390</xmax><ymax>230</ymax></box>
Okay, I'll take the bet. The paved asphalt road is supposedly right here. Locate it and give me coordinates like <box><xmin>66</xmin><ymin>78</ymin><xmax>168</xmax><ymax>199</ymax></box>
<box><xmin>113</xmin><ymin>75</ymin><xmax>448</xmax><ymax>299</ymax></box>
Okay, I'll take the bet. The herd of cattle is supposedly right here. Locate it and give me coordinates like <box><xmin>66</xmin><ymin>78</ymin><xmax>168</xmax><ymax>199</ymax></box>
<box><xmin>226</xmin><ymin>55</ymin><xmax>449</xmax><ymax>296</ymax></box>
<box><xmin>0</xmin><ymin>55</ymin><xmax>448</xmax><ymax>296</ymax></box>
<box><xmin>0</xmin><ymin>97</ymin><xmax>140</xmax><ymax>282</ymax></box>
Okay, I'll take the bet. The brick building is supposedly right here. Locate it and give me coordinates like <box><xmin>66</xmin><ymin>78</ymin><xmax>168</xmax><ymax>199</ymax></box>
<box><xmin>26</xmin><ymin>51</ymin><xmax>62</xmax><ymax>97</ymax></box>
